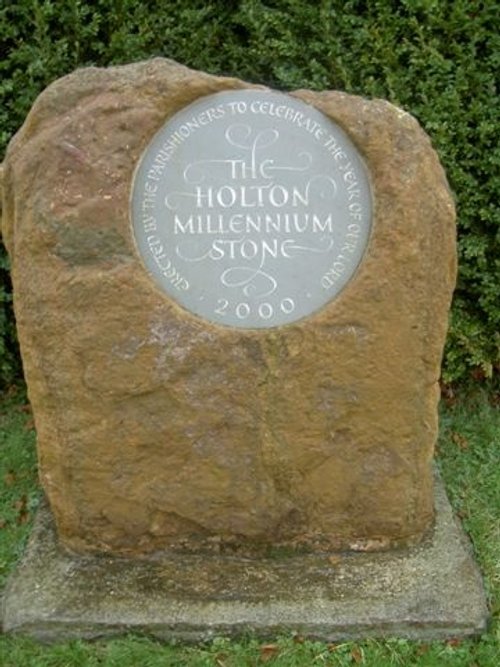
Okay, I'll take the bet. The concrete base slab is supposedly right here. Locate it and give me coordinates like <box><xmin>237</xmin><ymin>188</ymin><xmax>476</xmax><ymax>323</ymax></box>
<box><xmin>1</xmin><ymin>473</ymin><xmax>488</xmax><ymax>643</ymax></box>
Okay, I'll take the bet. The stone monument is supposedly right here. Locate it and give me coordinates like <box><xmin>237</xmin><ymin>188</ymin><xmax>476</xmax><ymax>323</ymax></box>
<box><xmin>1</xmin><ymin>59</ymin><xmax>487</xmax><ymax>640</ymax></box>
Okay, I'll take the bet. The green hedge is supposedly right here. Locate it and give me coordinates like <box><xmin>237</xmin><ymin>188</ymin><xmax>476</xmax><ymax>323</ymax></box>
<box><xmin>1</xmin><ymin>0</ymin><xmax>499</xmax><ymax>388</ymax></box>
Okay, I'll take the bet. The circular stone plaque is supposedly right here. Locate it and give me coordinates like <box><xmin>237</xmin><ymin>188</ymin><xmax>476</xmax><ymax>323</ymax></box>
<box><xmin>131</xmin><ymin>90</ymin><xmax>372</xmax><ymax>328</ymax></box>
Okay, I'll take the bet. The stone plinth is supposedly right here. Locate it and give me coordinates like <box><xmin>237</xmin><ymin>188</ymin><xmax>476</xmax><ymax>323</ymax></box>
<box><xmin>1</xmin><ymin>474</ymin><xmax>488</xmax><ymax>642</ymax></box>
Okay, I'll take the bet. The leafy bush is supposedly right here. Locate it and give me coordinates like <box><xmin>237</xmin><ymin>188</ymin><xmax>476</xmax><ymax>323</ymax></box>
<box><xmin>1</xmin><ymin>0</ymin><xmax>498</xmax><ymax>388</ymax></box>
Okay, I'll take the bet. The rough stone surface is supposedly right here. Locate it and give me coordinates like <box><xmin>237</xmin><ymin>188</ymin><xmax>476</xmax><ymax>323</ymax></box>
<box><xmin>1</xmin><ymin>474</ymin><xmax>488</xmax><ymax>642</ymax></box>
<box><xmin>1</xmin><ymin>59</ymin><xmax>456</xmax><ymax>555</ymax></box>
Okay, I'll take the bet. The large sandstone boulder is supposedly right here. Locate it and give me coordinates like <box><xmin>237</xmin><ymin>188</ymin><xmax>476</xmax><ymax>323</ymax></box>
<box><xmin>1</xmin><ymin>59</ymin><xmax>456</xmax><ymax>556</ymax></box>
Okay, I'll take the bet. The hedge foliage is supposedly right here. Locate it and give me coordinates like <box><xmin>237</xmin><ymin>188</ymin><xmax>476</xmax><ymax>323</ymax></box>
<box><xmin>1</xmin><ymin>0</ymin><xmax>499</xmax><ymax>388</ymax></box>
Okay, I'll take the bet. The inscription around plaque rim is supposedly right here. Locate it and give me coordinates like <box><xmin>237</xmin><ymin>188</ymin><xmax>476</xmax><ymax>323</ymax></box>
<box><xmin>131</xmin><ymin>90</ymin><xmax>373</xmax><ymax>328</ymax></box>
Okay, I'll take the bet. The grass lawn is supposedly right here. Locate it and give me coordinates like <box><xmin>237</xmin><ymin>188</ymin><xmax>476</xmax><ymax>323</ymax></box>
<box><xmin>0</xmin><ymin>384</ymin><xmax>498</xmax><ymax>666</ymax></box>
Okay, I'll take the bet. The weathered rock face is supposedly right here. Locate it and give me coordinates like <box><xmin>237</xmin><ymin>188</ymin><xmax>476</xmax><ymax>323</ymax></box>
<box><xmin>1</xmin><ymin>59</ymin><xmax>456</xmax><ymax>556</ymax></box>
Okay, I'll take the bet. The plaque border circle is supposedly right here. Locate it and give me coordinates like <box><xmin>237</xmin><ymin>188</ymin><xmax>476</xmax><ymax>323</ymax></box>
<box><xmin>130</xmin><ymin>89</ymin><xmax>373</xmax><ymax>329</ymax></box>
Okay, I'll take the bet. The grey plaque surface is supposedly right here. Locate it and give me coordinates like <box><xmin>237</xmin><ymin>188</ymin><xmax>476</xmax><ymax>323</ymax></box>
<box><xmin>131</xmin><ymin>90</ymin><xmax>372</xmax><ymax>328</ymax></box>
